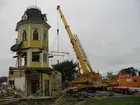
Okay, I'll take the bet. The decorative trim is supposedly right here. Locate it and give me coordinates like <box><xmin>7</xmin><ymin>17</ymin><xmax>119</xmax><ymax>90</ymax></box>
<box><xmin>41</xmin><ymin>52</ymin><xmax>43</xmax><ymax>67</ymax></box>
<box><xmin>41</xmin><ymin>27</ymin><xmax>43</xmax><ymax>48</ymax></box>
<box><xmin>47</xmin><ymin>51</ymin><xmax>49</xmax><ymax>66</ymax></box>
<box><xmin>27</xmin><ymin>49</ymin><xmax>30</xmax><ymax>66</ymax></box>
<box><xmin>18</xmin><ymin>29</ymin><xmax>21</xmax><ymax>40</ymax></box>
<box><xmin>28</xmin><ymin>26</ymin><xmax>30</xmax><ymax>47</ymax></box>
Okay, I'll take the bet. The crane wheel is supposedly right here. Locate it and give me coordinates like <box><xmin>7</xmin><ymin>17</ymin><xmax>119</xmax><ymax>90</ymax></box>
<box><xmin>75</xmin><ymin>92</ymin><xmax>84</xmax><ymax>100</ymax></box>
<box><xmin>78</xmin><ymin>94</ymin><xmax>84</xmax><ymax>100</ymax></box>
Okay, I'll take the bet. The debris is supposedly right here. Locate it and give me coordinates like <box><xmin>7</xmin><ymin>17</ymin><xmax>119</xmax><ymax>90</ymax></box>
<box><xmin>54</xmin><ymin>94</ymin><xmax>66</xmax><ymax>103</ymax></box>
<box><xmin>0</xmin><ymin>84</ymin><xmax>25</xmax><ymax>99</ymax></box>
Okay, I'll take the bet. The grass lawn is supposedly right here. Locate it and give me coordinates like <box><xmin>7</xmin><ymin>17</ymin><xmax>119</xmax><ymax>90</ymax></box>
<box><xmin>56</xmin><ymin>96</ymin><xmax>140</xmax><ymax>105</ymax></box>
<box><xmin>83</xmin><ymin>96</ymin><xmax>140</xmax><ymax>105</ymax></box>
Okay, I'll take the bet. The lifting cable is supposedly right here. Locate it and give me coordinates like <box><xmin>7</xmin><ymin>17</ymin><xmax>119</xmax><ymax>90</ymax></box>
<box><xmin>57</xmin><ymin>11</ymin><xmax>59</xmax><ymax>36</ymax></box>
<box><xmin>50</xmin><ymin>10</ymin><xmax>70</xmax><ymax>61</ymax></box>
<box><xmin>57</xmin><ymin>11</ymin><xmax>59</xmax><ymax>52</ymax></box>
<box><xmin>57</xmin><ymin>11</ymin><xmax>70</xmax><ymax>58</ymax></box>
<box><xmin>50</xmin><ymin>11</ymin><xmax>60</xmax><ymax>52</ymax></box>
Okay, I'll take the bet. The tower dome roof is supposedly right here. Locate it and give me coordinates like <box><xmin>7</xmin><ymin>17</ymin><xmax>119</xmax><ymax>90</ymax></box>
<box><xmin>16</xmin><ymin>6</ymin><xmax>51</xmax><ymax>31</ymax></box>
<box><xmin>25</xmin><ymin>7</ymin><xmax>42</xmax><ymax>21</ymax></box>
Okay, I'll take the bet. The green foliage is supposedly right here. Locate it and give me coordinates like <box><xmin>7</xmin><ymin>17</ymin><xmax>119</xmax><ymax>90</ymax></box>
<box><xmin>138</xmin><ymin>71</ymin><xmax>140</xmax><ymax>76</ymax></box>
<box><xmin>51</xmin><ymin>60</ymin><xmax>77</xmax><ymax>83</ymax></box>
<box><xmin>107</xmin><ymin>71</ymin><xmax>114</xmax><ymax>80</ymax></box>
<box><xmin>118</xmin><ymin>67</ymin><xmax>138</xmax><ymax>76</ymax></box>
<box><xmin>91</xmin><ymin>96</ymin><xmax>140</xmax><ymax>105</ymax></box>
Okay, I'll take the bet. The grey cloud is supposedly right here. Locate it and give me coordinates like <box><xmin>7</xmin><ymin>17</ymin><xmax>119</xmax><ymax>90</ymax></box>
<box><xmin>0</xmin><ymin>0</ymin><xmax>140</xmax><ymax>76</ymax></box>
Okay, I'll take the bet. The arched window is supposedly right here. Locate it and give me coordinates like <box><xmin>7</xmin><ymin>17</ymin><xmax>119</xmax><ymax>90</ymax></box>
<box><xmin>22</xmin><ymin>30</ymin><xmax>27</xmax><ymax>41</ymax></box>
<box><xmin>44</xmin><ymin>31</ymin><xmax>47</xmax><ymax>41</ymax></box>
<box><xmin>33</xmin><ymin>29</ymin><xmax>39</xmax><ymax>40</ymax></box>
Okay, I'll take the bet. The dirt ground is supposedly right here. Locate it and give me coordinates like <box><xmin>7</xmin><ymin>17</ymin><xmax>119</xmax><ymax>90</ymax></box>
<box><xmin>0</xmin><ymin>98</ymin><xmax>54</xmax><ymax>105</ymax></box>
<box><xmin>0</xmin><ymin>91</ymin><xmax>140</xmax><ymax>105</ymax></box>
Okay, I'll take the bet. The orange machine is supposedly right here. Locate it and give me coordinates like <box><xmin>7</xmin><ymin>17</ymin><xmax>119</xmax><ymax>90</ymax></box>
<box><xmin>103</xmin><ymin>79</ymin><xmax>118</xmax><ymax>87</ymax></box>
<box><xmin>118</xmin><ymin>76</ymin><xmax>140</xmax><ymax>87</ymax></box>
<box><xmin>109</xmin><ymin>76</ymin><xmax>140</xmax><ymax>94</ymax></box>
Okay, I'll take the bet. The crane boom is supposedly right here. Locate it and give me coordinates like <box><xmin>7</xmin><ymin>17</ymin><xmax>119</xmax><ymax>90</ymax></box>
<box><xmin>74</xmin><ymin>35</ymin><xmax>93</xmax><ymax>72</ymax></box>
<box><xmin>57</xmin><ymin>5</ymin><xmax>89</xmax><ymax>73</ymax></box>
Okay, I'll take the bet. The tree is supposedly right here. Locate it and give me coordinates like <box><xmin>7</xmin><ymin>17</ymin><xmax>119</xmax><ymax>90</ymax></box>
<box><xmin>138</xmin><ymin>71</ymin><xmax>140</xmax><ymax>76</ymax></box>
<box><xmin>52</xmin><ymin>60</ymin><xmax>77</xmax><ymax>84</ymax></box>
<box><xmin>118</xmin><ymin>67</ymin><xmax>138</xmax><ymax>76</ymax></box>
<box><xmin>107</xmin><ymin>71</ymin><xmax>114</xmax><ymax>80</ymax></box>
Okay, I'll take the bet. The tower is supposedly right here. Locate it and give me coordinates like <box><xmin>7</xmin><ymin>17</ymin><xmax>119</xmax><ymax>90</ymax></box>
<box><xmin>13</xmin><ymin>6</ymin><xmax>50</xmax><ymax>68</ymax></box>
<box><xmin>8</xmin><ymin>6</ymin><xmax>57</xmax><ymax>96</ymax></box>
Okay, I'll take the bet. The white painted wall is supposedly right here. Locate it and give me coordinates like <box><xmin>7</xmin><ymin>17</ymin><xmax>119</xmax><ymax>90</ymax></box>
<box><xmin>15</xmin><ymin>77</ymin><xmax>25</xmax><ymax>91</ymax></box>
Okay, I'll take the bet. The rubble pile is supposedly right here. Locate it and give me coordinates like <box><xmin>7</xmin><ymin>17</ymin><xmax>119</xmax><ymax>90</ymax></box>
<box><xmin>0</xmin><ymin>84</ymin><xmax>25</xmax><ymax>99</ymax></box>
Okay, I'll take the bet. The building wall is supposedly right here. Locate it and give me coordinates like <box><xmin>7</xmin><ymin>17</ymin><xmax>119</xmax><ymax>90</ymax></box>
<box><xmin>17</xmin><ymin>23</ymin><xmax>49</xmax><ymax>68</ymax></box>
<box><xmin>9</xmin><ymin>70</ymin><xmax>26</xmax><ymax>91</ymax></box>
<box><xmin>9</xmin><ymin>70</ymin><xmax>25</xmax><ymax>78</ymax></box>
<box><xmin>42</xmin><ymin>73</ymin><xmax>51</xmax><ymax>96</ymax></box>
<box><xmin>18</xmin><ymin>23</ymin><xmax>48</xmax><ymax>50</ymax></box>
<box><xmin>51</xmin><ymin>71</ymin><xmax>62</xmax><ymax>97</ymax></box>
<box><xmin>15</xmin><ymin>77</ymin><xmax>25</xmax><ymax>91</ymax></box>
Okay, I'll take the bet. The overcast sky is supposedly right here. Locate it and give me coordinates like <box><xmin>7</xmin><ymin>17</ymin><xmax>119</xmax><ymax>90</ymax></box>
<box><xmin>0</xmin><ymin>0</ymin><xmax>140</xmax><ymax>76</ymax></box>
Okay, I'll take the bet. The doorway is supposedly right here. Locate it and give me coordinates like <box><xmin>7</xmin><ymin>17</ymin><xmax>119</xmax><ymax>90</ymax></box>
<box><xmin>26</xmin><ymin>72</ymin><xmax>40</xmax><ymax>96</ymax></box>
<box><xmin>31</xmin><ymin>80</ymin><xmax>39</xmax><ymax>94</ymax></box>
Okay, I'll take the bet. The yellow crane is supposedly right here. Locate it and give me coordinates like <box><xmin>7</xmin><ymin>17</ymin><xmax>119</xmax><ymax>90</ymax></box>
<box><xmin>57</xmin><ymin>5</ymin><xmax>89</xmax><ymax>74</ymax></box>
<box><xmin>57</xmin><ymin>5</ymin><xmax>107</xmax><ymax>92</ymax></box>
<box><xmin>74</xmin><ymin>34</ymin><xmax>93</xmax><ymax>72</ymax></box>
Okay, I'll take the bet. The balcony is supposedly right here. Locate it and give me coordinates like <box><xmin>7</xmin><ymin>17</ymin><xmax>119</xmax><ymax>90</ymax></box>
<box><xmin>11</xmin><ymin>41</ymin><xmax>23</xmax><ymax>52</ymax></box>
<box><xmin>11</xmin><ymin>40</ymin><xmax>29</xmax><ymax>52</ymax></box>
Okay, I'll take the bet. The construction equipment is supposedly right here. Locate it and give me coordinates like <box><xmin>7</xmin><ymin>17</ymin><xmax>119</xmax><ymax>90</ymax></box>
<box><xmin>74</xmin><ymin>35</ymin><xmax>93</xmax><ymax>72</ymax></box>
<box><xmin>57</xmin><ymin>5</ymin><xmax>107</xmax><ymax>94</ymax></box>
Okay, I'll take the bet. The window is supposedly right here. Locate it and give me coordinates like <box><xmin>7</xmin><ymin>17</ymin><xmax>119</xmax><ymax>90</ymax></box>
<box><xmin>44</xmin><ymin>31</ymin><xmax>47</xmax><ymax>41</ymax></box>
<box><xmin>22</xmin><ymin>13</ymin><xmax>28</xmax><ymax>20</ymax></box>
<box><xmin>9</xmin><ymin>80</ymin><xmax>14</xmax><ymax>85</ymax></box>
<box><xmin>32</xmin><ymin>52</ymin><xmax>40</xmax><ymax>62</ymax></box>
<box><xmin>43</xmin><ymin>14</ymin><xmax>47</xmax><ymax>21</ymax></box>
<box><xmin>33</xmin><ymin>29</ymin><xmax>39</xmax><ymax>40</ymax></box>
<box><xmin>43</xmin><ymin>53</ymin><xmax>47</xmax><ymax>63</ymax></box>
<box><xmin>134</xmin><ymin>79</ymin><xmax>137</xmax><ymax>82</ymax></box>
<box><xmin>22</xmin><ymin>30</ymin><xmax>27</xmax><ymax>41</ymax></box>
